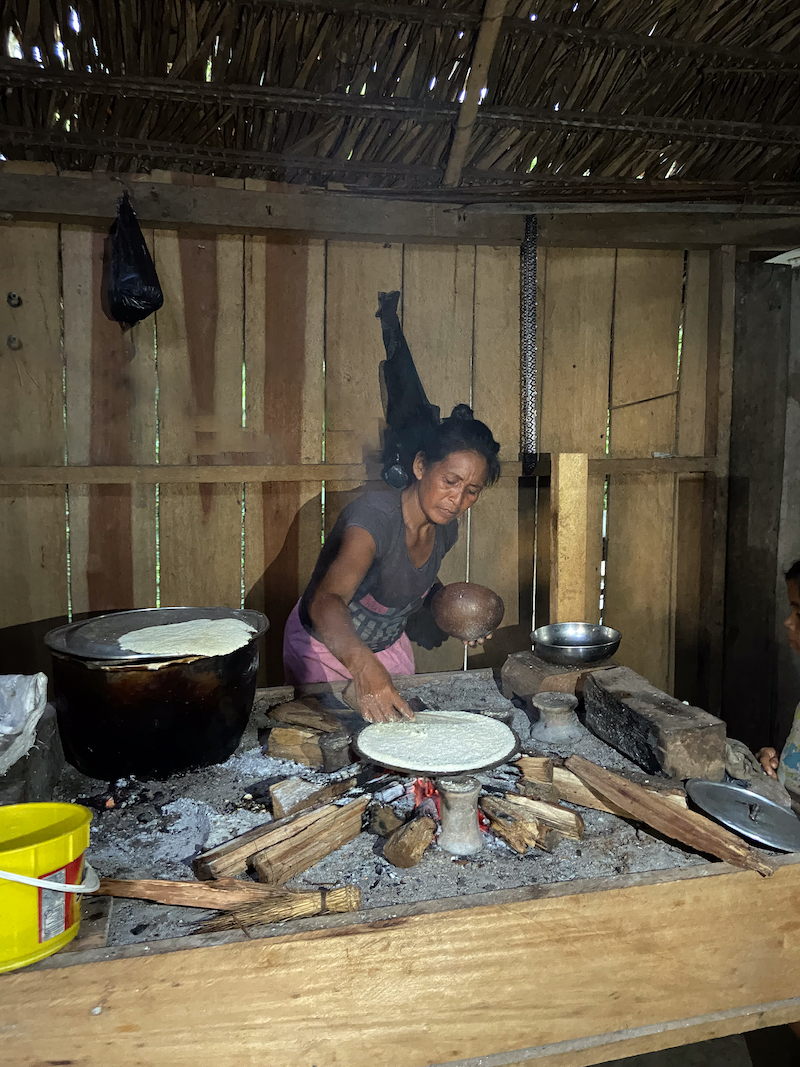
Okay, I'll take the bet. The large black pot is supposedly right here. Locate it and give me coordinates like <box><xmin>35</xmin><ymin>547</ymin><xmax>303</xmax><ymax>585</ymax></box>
<box><xmin>45</xmin><ymin>607</ymin><xmax>269</xmax><ymax>781</ymax></box>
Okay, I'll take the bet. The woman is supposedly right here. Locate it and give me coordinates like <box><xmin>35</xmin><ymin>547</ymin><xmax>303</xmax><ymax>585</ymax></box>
<box><xmin>283</xmin><ymin>405</ymin><xmax>501</xmax><ymax>722</ymax></box>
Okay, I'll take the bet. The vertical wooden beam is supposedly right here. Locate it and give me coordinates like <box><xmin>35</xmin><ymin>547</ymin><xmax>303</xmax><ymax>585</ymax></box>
<box><xmin>699</xmin><ymin>245</ymin><xmax>735</xmax><ymax>717</ymax></box>
<box><xmin>722</xmin><ymin>261</ymin><xmax>792</xmax><ymax>747</ymax></box>
<box><xmin>549</xmin><ymin>453</ymin><xmax>589</xmax><ymax>623</ymax></box>
<box><xmin>775</xmin><ymin>269</ymin><xmax>800</xmax><ymax>744</ymax></box>
<box><xmin>442</xmin><ymin>0</ymin><xmax>509</xmax><ymax>188</ymax></box>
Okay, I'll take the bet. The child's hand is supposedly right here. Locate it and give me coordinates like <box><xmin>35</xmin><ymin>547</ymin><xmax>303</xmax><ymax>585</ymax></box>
<box><xmin>756</xmin><ymin>746</ymin><xmax>780</xmax><ymax>778</ymax></box>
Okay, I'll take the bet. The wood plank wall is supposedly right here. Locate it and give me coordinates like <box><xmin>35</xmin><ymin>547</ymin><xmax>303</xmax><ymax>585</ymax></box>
<box><xmin>537</xmin><ymin>248</ymin><xmax>714</xmax><ymax>697</ymax></box>
<box><xmin>0</xmin><ymin>193</ymin><xmax>724</xmax><ymax>700</ymax></box>
<box><xmin>0</xmin><ymin>215</ymin><xmax>522</xmax><ymax>683</ymax></box>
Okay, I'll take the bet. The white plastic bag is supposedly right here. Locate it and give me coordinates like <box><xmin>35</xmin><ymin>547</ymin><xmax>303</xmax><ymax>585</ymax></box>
<box><xmin>0</xmin><ymin>674</ymin><xmax>48</xmax><ymax>777</ymax></box>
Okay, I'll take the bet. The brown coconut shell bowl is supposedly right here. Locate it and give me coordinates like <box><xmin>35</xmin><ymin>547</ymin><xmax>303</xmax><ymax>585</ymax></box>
<box><xmin>431</xmin><ymin>582</ymin><xmax>505</xmax><ymax>643</ymax></box>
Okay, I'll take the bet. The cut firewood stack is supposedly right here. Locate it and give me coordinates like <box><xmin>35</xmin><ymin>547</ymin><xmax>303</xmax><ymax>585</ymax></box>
<box><xmin>194</xmin><ymin>796</ymin><xmax>369</xmax><ymax>883</ymax></box>
<box><xmin>510</xmin><ymin>752</ymin><xmax>773</xmax><ymax>875</ymax></box>
<box><xmin>265</xmin><ymin>699</ymin><xmax>353</xmax><ymax>772</ymax></box>
<box><xmin>513</xmin><ymin>754</ymin><xmax>689</xmax><ymax>818</ymax></box>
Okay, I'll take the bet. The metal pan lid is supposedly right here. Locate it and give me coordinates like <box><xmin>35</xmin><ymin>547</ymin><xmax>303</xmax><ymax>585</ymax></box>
<box><xmin>686</xmin><ymin>778</ymin><xmax>800</xmax><ymax>853</ymax></box>
<box><xmin>45</xmin><ymin>607</ymin><xmax>269</xmax><ymax>664</ymax></box>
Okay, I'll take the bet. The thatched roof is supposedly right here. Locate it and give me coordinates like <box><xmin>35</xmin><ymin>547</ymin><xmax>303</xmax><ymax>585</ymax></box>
<box><xmin>2</xmin><ymin>0</ymin><xmax>800</xmax><ymax>203</ymax></box>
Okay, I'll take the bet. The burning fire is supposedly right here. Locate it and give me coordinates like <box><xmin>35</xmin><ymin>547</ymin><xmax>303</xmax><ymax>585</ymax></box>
<box><xmin>411</xmin><ymin>777</ymin><xmax>440</xmax><ymax>819</ymax></box>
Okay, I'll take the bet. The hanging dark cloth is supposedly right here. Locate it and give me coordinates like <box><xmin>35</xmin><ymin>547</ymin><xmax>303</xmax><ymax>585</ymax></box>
<box><xmin>376</xmin><ymin>290</ymin><xmax>439</xmax><ymax>488</ymax></box>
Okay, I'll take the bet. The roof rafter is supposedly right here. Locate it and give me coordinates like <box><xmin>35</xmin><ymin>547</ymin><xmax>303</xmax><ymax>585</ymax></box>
<box><xmin>247</xmin><ymin>0</ymin><xmax>800</xmax><ymax>71</ymax></box>
<box><xmin>4</xmin><ymin>66</ymin><xmax>800</xmax><ymax>148</ymax></box>
<box><xmin>442</xmin><ymin>0</ymin><xmax>509</xmax><ymax>187</ymax></box>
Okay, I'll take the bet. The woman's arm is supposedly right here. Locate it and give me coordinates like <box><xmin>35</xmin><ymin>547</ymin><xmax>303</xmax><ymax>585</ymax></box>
<box><xmin>309</xmin><ymin>526</ymin><xmax>414</xmax><ymax>723</ymax></box>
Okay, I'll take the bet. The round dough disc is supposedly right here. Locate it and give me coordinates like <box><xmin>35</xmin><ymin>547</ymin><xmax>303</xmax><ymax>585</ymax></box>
<box><xmin>118</xmin><ymin>618</ymin><xmax>255</xmax><ymax>658</ymax></box>
<box><xmin>356</xmin><ymin>710</ymin><xmax>516</xmax><ymax>774</ymax></box>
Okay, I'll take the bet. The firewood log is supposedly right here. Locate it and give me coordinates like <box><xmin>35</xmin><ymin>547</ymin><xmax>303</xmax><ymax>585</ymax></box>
<box><xmin>383</xmin><ymin>817</ymin><xmax>436</xmax><ymax>868</ymax></box>
<box><xmin>199</xmin><ymin>885</ymin><xmax>361</xmax><ymax>931</ymax></box>
<box><xmin>369</xmin><ymin>803</ymin><xmax>405</xmax><ymax>837</ymax></box>
<box><xmin>515</xmin><ymin>778</ymin><xmax>561</xmax><ymax>804</ymax></box>
<box><xmin>251</xmin><ymin>796</ymin><xmax>369</xmax><ymax>884</ymax></box>
<box><xmin>270</xmin><ymin>777</ymin><xmax>356</xmax><ymax>819</ymax></box>
<box><xmin>267</xmin><ymin>725</ymin><xmax>324</xmax><ymax>767</ymax></box>
<box><xmin>515</xmin><ymin>755</ymin><xmax>553</xmax><ymax>783</ymax></box>
<box><xmin>565</xmin><ymin>755</ymin><xmax>775</xmax><ymax>876</ymax></box>
<box><xmin>193</xmin><ymin>803</ymin><xmax>348</xmax><ymax>880</ymax></box>
<box><xmin>479</xmin><ymin>796</ymin><xmax>560</xmax><ymax>854</ymax></box>
<box><xmin>97</xmin><ymin>877</ymin><xmax>284</xmax><ymax>910</ymax></box>
<box><xmin>503</xmin><ymin>792</ymin><xmax>584</xmax><ymax>840</ymax></box>
<box><xmin>268</xmin><ymin>699</ymin><xmax>345</xmax><ymax>734</ymax></box>
<box><xmin>551</xmin><ymin>765</ymin><xmax>687</xmax><ymax>816</ymax></box>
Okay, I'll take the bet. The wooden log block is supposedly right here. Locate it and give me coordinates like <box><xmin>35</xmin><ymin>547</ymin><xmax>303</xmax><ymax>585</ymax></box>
<box><xmin>97</xmin><ymin>877</ymin><xmax>300</xmax><ymax>910</ymax></box>
<box><xmin>199</xmin><ymin>885</ymin><xmax>361</xmax><ymax>932</ymax></box>
<box><xmin>502</xmin><ymin>793</ymin><xmax>584</xmax><ymax>840</ymax></box>
<box><xmin>270</xmin><ymin>777</ymin><xmax>356</xmax><ymax>819</ymax></box>
<box><xmin>253</xmin><ymin>685</ymin><xmax>295</xmax><ymax>710</ymax></box>
<box><xmin>479</xmin><ymin>796</ymin><xmax>560</xmax><ymax>854</ymax></box>
<box><xmin>369</xmin><ymin>803</ymin><xmax>405</xmax><ymax>837</ymax></box>
<box><xmin>583</xmin><ymin>666</ymin><xmax>726</xmax><ymax>780</ymax></box>
<box><xmin>565</xmin><ymin>755</ymin><xmax>775</xmax><ymax>876</ymax></box>
<box><xmin>383</xmin><ymin>817</ymin><xmax>436</xmax><ymax>868</ymax></box>
<box><xmin>514</xmin><ymin>754</ymin><xmax>553</xmax><ymax>783</ymax></box>
<box><xmin>268</xmin><ymin>699</ymin><xmax>344</xmax><ymax>733</ymax></box>
<box><xmin>251</xmin><ymin>797</ymin><xmax>369</xmax><ymax>884</ymax></box>
<box><xmin>515</xmin><ymin>778</ymin><xmax>561</xmax><ymax>804</ymax></box>
<box><xmin>551</xmin><ymin>765</ymin><xmax>687</xmax><ymax>816</ymax></box>
<box><xmin>267</xmin><ymin>725</ymin><xmax>324</xmax><ymax>768</ymax></box>
<box><xmin>501</xmin><ymin>650</ymin><xmax>617</xmax><ymax>701</ymax></box>
<box><xmin>193</xmin><ymin>804</ymin><xmax>341</xmax><ymax>880</ymax></box>
<box><xmin>319</xmin><ymin>730</ymin><xmax>353</xmax><ymax>772</ymax></box>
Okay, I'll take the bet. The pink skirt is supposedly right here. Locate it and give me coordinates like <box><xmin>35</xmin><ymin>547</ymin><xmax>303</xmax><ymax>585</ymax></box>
<box><xmin>282</xmin><ymin>600</ymin><xmax>415</xmax><ymax>685</ymax></box>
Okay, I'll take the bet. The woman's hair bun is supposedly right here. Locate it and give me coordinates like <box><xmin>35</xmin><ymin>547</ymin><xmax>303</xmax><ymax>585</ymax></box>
<box><xmin>449</xmin><ymin>404</ymin><xmax>474</xmax><ymax>421</ymax></box>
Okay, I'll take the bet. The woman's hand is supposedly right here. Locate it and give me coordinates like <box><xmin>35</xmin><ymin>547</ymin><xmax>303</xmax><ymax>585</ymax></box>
<box><xmin>352</xmin><ymin>657</ymin><xmax>414</xmax><ymax>723</ymax></box>
<box><xmin>756</xmin><ymin>746</ymin><xmax>780</xmax><ymax>778</ymax></box>
<box><xmin>462</xmin><ymin>632</ymin><xmax>494</xmax><ymax>650</ymax></box>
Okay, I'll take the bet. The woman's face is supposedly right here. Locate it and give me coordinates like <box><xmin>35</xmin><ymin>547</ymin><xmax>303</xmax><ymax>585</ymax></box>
<box><xmin>785</xmin><ymin>579</ymin><xmax>800</xmax><ymax>655</ymax></box>
<box><xmin>412</xmin><ymin>450</ymin><xmax>489</xmax><ymax>525</ymax></box>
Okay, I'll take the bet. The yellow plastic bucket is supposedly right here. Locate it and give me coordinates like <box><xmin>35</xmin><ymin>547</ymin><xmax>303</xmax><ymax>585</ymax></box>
<box><xmin>0</xmin><ymin>802</ymin><xmax>94</xmax><ymax>973</ymax></box>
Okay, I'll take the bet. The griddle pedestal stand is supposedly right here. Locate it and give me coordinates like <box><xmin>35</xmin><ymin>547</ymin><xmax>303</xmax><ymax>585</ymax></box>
<box><xmin>436</xmin><ymin>776</ymin><xmax>484</xmax><ymax>856</ymax></box>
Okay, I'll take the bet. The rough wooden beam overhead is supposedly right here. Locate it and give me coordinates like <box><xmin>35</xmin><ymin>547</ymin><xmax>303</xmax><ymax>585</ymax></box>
<box><xmin>4</xmin><ymin>67</ymin><xmax>800</xmax><ymax>149</ymax></box>
<box><xmin>0</xmin><ymin>172</ymin><xmax>526</xmax><ymax>242</ymax></box>
<box><xmin>3</xmin><ymin>173</ymin><xmax>800</xmax><ymax>248</ymax></box>
<box><xmin>443</xmin><ymin>0</ymin><xmax>509</xmax><ymax>187</ymax></box>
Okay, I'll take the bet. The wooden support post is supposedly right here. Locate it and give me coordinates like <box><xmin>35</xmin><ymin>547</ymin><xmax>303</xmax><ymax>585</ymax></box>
<box><xmin>549</xmin><ymin>452</ymin><xmax>589</xmax><ymax>623</ymax></box>
<box><xmin>442</xmin><ymin>0</ymin><xmax>509</xmax><ymax>187</ymax></box>
<box><xmin>699</xmin><ymin>246</ymin><xmax>735</xmax><ymax>716</ymax></box>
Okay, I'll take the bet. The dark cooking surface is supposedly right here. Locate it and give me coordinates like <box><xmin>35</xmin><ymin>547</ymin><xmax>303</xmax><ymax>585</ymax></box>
<box><xmin>45</xmin><ymin>607</ymin><xmax>269</xmax><ymax>663</ymax></box>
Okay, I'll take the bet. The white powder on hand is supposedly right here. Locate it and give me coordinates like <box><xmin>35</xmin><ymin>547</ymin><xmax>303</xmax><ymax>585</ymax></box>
<box><xmin>357</xmin><ymin>710</ymin><xmax>516</xmax><ymax>774</ymax></box>
<box><xmin>118</xmin><ymin>618</ymin><xmax>256</xmax><ymax>658</ymax></box>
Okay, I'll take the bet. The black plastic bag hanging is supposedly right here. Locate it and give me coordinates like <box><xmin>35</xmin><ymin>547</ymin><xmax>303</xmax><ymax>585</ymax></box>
<box><xmin>107</xmin><ymin>193</ymin><xmax>164</xmax><ymax>327</ymax></box>
<box><xmin>376</xmin><ymin>291</ymin><xmax>439</xmax><ymax>488</ymax></box>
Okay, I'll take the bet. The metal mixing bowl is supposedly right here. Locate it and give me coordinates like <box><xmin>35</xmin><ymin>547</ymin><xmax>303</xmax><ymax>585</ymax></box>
<box><xmin>531</xmin><ymin>622</ymin><xmax>621</xmax><ymax>666</ymax></box>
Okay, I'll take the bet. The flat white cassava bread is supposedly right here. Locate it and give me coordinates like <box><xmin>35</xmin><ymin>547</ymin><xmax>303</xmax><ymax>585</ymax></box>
<box><xmin>118</xmin><ymin>618</ymin><xmax>256</xmax><ymax>658</ymax></box>
<box><xmin>357</xmin><ymin>710</ymin><xmax>516</xmax><ymax>774</ymax></box>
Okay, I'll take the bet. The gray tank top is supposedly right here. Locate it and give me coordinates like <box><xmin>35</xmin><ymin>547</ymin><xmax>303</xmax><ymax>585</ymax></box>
<box><xmin>299</xmin><ymin>490</ymin><xmax>458</xmax><ymax>652</ymax></box>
